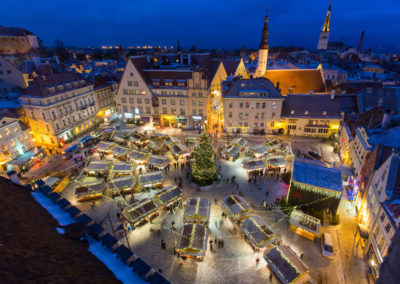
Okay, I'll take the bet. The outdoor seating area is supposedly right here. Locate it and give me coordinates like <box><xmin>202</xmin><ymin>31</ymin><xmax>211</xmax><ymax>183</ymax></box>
<box><xmin>183</xmin><ymin>197</ymin><xmax>211</xmax><ymax>224</ymax></box>
<box><xmin>108</xmin><ymin>176</ymin><xmax>137</xmax><ymax>195</ymax></box>
<box><xmin>222</xmin><ymin>194</ymin><xmax>252</xmax><ymax>222</ymax></box>
<box><xmin>289</xmin><ymin>210</ymin><xmax>321</xmax><ymax>241</ymax></box>
<box><xmin>139</xmin><ymin>171</ymin><xmax>163</xmax><ymax>190</ymax></box>
<box><xmin>176</xmin><ymin>223</ymin><xmax>209</xmax><ymax>260</ymax></box>
<box><xmin>75</xmin><ymin>180</ymin><xmax>104</xmax><ymax>202</ymax></box>
<box><xmin>240</xmin><ymin>215</ymin><xmax>278</xmax><ymax>250</ymax></box>
<box><xmin>84</xmin><ymin>160</ymin><xmax>112</xmax><ymax>176</ymax></box>
<box><xmin>154</xmin><ymin>185</ymin><xmax>184</xmax><ymax>207</ymax></box>
<box><xmin>122</xmin><ymin>199</ymin><xmax>159</xmax><ymax>228</ymax></box>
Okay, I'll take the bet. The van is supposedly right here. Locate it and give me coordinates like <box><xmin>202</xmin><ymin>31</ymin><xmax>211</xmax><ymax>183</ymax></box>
<box><xmin>321</xmin><ymin>232</ymin><xmax>334</xmax><ymax>259</ymax></box>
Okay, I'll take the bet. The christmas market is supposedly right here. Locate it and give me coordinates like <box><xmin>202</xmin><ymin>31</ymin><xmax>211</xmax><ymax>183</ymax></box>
<box><xmin>109</xmin><ymin>162</ymin><xmax>137</xmax><ymax>177</ymax></box>
<box><xmin>130</xmin><ymin>133</ymin><xmax>149</xmax><ymax>147</ymax></box>
<box><xmin>122</xmin><ymin>198</ymin><xmax>159</xmax><ymax>229</ymax></box>
<box><xmin>94</xmin><ymin>141</ymin><xmax>115</xmax><ymax>154</ymax></box>
<box><xmin>154</xmin><ymin>185</ymin><xmax>184</xmax><ymax>208</ymax></box>
<box><xmin>176</xmin><ymin>223</ymin><xmax>208</xmax><ymax>260</ymax></box>
<box><xmin>84</xmin><ymin>160</ymin><xmax>113</xmax><ymax>176</ymax></box>
<box><xmin>232</xmin><ymin>137</ymin><xmax>248</xmax><ymax>148</ymax></box>
<box><xmin>108</xmin><ymin>176</ymin><xmax>137</xmax><ymax>196</ymax></box>
<box><xmin>146</xmin><ymin>141</ymin><xmax>162</xmax><ymax>154</ymax></box>
<box><xmin>146</xmin><ymin>155</ymin><xmax>170</xmax><ymax>170</ymax></box>
<box><xmin>75</xmin><ymin>180</ymin><xmax>104</xmax><ymax>202</ymax></box>
<box><xmin>112</xmin><ymin>145</ymin><xmax>130</xmax><ymax>159</ymax></box>
<box><xmin>222</xmin><ymin>194</ymin><xmax>253</xmax><ymax>222</ymax></box>
<box><xmin>242</xmin><ymin>158</ymin><xmax>267</xmax><ymax>172</ymax></box>
<box><xmin>138</xmin><ymin>171</ymin><xmax>163</xmax><ymax>190</ymax></box>
<box><xmin>289</xmin><ymin>210</ymin><xmax>321</xmax><ymax>241</ymax></box>
<box><xmin>170</xmin><ymin>143</ymin><xmax>190</xmax><ymax>159</ymax></box>
<box><xmin>111</xmin><ymin>130</ymin><xmax>130</xmax><ymax>143</ymax></box>
<box><xmin>247</xmin><ymin>143</ymin><xmax>270</xmax><ymax>158</ymax></box>
<box><xmin>264</xmin><ymin>139</ymin><xmax>281</xmax><ymax>152</ymax></box>
<box><xmin>128</xmin><ymin>150</ymin><xmax>150</xmax><ymax>164</ymax></box>
<box><xmin>265</xmin><ymin>155</ymin><xmax>288</xmax><ymax>169</ymax></box>
<box><xmin>164</xmin><ymin>136</ymin><xmax>180</xmax><ymax>148</ymax></box>
<box><xmin>240</xmin><ymin>215</ymin><xmax>278</xmax><ymax>250</ymax></box>
<box><xmin>222</xmin><ymin>144</ymin><xmax>241</xmax><ymax>161</ymax></box>
<box><xmin>264</xmin><ymin>245</ymin><xmax>313</xmax><ymax>284</ymax></box>
<box><xmin>183</xmin><ymin>197</ymin><xmax>211</xmax><ymax>224</ymax></box>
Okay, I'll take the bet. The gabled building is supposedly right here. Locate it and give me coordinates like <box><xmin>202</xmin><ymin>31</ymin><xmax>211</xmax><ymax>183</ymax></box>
<box><xmin>0</xmin><ymin>26</ymin><xmax>39</xmax><ymax>56</ymax></box>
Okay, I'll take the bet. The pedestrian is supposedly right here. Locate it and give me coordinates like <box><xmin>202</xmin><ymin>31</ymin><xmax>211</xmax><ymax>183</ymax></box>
<box><xmin>275</xmin><ymin>216</ymin><xmax>279</xmax><ymax>223</ymax></box>
<box><xmin>236</xmin><ymin>183</ymin><xmax>239</xmax><ymax>190</ymax></box>
<box><xmin>215</xmin><ymin>236</ymin><xmax>218</xmax><ymax>245</ymax></box>
<box><xmin>300</xmin><ymin>252</ymin><xmax>304</xmax><ymax>259</ymax></box>
<box><xmin>256</xmin><ymin>257</ymin><xmax>260</xmax><ymax>266</ymax></box>
<box><xmin>221</xmin><ymin>239</ymin><xmax>224</xmax><ymax>248</ymax></box>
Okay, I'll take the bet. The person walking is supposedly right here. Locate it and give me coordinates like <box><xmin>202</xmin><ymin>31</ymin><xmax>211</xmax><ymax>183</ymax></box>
<box><xmin>256</xmin><ymin>257</ymin><xmax>260</xmax><ymax>266</ymax></box>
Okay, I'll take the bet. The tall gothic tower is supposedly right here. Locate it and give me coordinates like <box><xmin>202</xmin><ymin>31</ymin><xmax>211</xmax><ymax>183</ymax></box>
<box><xmin>255</xmin><ymin>7</ymin><xmax>269</xmax><ymax>77</ymax></box>
<box><xmin>317</xmin><ymin>0</ymin><xmax>332</xmax><ymax>50</ymax></box>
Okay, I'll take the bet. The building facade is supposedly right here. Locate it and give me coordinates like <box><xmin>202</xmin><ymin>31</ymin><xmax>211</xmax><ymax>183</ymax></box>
<box><xmin>0</xmin><ymin>56</ymin><xmax>28</xmax><ymax>94</ymax></box>
<box><xmin>0</xmin><ymin>25</ymin><xmax>39</xmax><ymax>56</ymax></box>
<box><xmin>93</xmin><ymin>77</ymin><xmax>117</xmax><ymax>123</ymax></box>
<box><xmin>20</xmin><ymin>73</ymin><xmax>98</xmax><ymax>153</ymax></box>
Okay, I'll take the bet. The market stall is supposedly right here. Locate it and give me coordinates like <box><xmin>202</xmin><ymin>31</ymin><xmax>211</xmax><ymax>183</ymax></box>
<box><xmin>94</xmin><ymin>141</ymin><xmax>115</xmax><ymax>154</ymax></box>
<box><xmin>130</xmin><ymin>133</ymin><xmax>149</xmax><ymax>147</ymax></box>
<box><xmin>222</xmin><ymin>194</ymin><xmax>252</xmax><ymax>222</ymax></box>
<box><xmin>170</xmin><ymin>143</ymin><xmax>190</xmax><ymax>159</ymax></box>
<box><xmin>240</xmin><ymin>215</ymin><xmax>278</xmax><ymax>250</ymax></box>
<box><xmin>264</xmin><ymin>139</ymin><xmax>281</xmax><ymax>152</ymax></box>
<box><xmin>164</xmin><ymin>136</ymin><xmax>180</xmax><ymax>148</ymax></box>
<box><xmin>183</xmin><ymin>197</ymin><xmax>211</xmax><ymax>224</ymax></box>
<box><xmin>289</xmin><ymin>210</ymin><xmax>321</xmax><ymax>241</ymax></box>
<box><xmin>222</xmin><ymin>144</ymin><xmax>241</xmax><ymax>161</ymax></box>
<box><xmin>232</xmin><ymin>137</ymin><xmax>248</xmax><ymax>149</ymax></box>
<box><xmin>108</xmin><ymin>176</ymin><xmax>138</xmax><ymax>196</ymax></box>
<box><xmin>112</xmin><ymin>145</ymin><xmax>130</xmax><ymax>160</ymax></box>
<box><xmin>138</xmin><ymin>171</ymin><xmax>163</xmax><ymax>190</ymax></box>
<box><xmin>242</xmin><ymin>158</ymin><xmax>267</xmax><ymax>173</ymax></box>
<box><xmin>264</xmin><ymin>245</ymin><xmax>313</xmax><ymax>284</ymax></box>
<box><xmin>265</xmin><ymin>155</ymin><xmax>287</xmax><ymax>169</ymax></box>
<box><xmin>176</xmin><ymin>223</ymin><xmax>208</xmax><ymax>260</ymax></box>
<box><xmin>111</xmin><ymin>131</ymin><xmax>130</xmax><ymax>144</ymax></box>
<box><xmin>122</xmin><ymin>198</ymin><xmax>159</xmax><ymax>228</ymax></box>
<box><xmin>247</xmin><ymin>144</ymin><xmax>270</xmax><ymax>158</ymax></box>
<box><xmin>84</xmin><ymin>160</ymin><xmax>112</xmax><ymax>176</ymax></box>
<box><xmin>146</xmin><ymin>155</ymin><xmax>170</xmax><ymax>170</ymax></box>
<box><xmin>128</xmin><ymin>150</ymin><xmax>150</xmax><ymax>164</ymax></box>
<box><xmin>109</xmin><ymin>162</ymin><xmax>137</xmax><ymax>176</ymax></box>
<box><xmin>75</xmin><ymin>180</ymin><xmax>104</xmax><ymax>202</ymax></box>
<box><xmin>146</xmin><ymin>141</ymin><xmax>162</xmax><ymax>154</ymax></box>
<box><xmin>154</xmin><ymin>185</ymin><xmax>184</xmax><ymax>208</ymax></box>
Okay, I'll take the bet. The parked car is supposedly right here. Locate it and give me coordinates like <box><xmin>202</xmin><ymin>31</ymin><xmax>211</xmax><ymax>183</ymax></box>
<box><xmin>321</xmin><ymin>232</ymin><xmax>334</xmax><ymax>260</ymax></box>
<box><xmin>308</xmin><ymin>151</ymin><xmax>322</xmax><ymax>160</ymax></box>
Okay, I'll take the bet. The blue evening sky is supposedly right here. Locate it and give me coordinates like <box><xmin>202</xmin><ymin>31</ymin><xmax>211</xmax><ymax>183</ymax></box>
<box><xmin>2</xmin><ymin>0</ymin><xmax>400</xmax><ymax>51</ymax></box>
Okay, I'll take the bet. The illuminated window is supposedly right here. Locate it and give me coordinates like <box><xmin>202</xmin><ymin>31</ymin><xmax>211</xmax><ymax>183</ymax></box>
<box><xmin>13</xmin><ymin>125</ymin><xmax>18</xmax><ymax>132</ymax></box>
<box><xmin>305</xmin><ymin>110</ymin><xmax>309</xmax><ymax>115</ymax></box>
<box><xmin>323</xmin><ymin>111</ymin><xmax>327</xmax><ymax>116</ymax></box>
<box><xmin>10</xmin><ymin>140</ymin><xmax>16</xmax><ymax>147</ymax></box>
<box><xmin>272</xmin><ymin>102</ymin><xmax>277</xmax><ymax>109</ymax></box>
<box><xmin>5</xmin><ymin>128</ymin><xmax>10</xmax><ymax>135</ymax></box>
<box><xmin>246</xmin><ymin>102</ymin><xmax>250</xmax><ymax>108</ymax></box>
<box><xmin>2</xmin><ymin>144</ymin><xmax>7</xmax><ymax>151</ymax></box>
<box><xmin>18</xmin><ymin>136</ymin><xmax>23</xmax><ymax>143</ymax></box>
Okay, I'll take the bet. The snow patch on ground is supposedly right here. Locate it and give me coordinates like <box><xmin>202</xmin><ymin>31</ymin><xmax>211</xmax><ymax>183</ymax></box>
<box><xmin>56</xmin><ymin>227</ymin><xmax>65</xmax><ymax>234</ymax></box>
<box><xmin>87</xmin><ymin>235</ymin><xmax>146</xmax><ymax>284</ymax></box>
<box><xmin>31</xmin><ymin>191</ymin><xmax>75</xmax><ymax>226</ymax></box>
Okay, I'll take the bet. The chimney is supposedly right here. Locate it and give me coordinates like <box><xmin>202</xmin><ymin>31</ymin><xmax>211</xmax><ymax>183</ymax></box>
<box><xmin>7</xmin><ymin>170</ymin><xmax>21</xmax><ymax>185</ymax></box>
<box><xmin>276</xmin><ymin>81</ymin><xmax>280</xmax><ymax>89</ymax></box>
<box><xmin>32</xmin><ymin>56</ymin><xmax>41</xmax><ymax>67</ymax></box>
<box><xmin>331</xmin><ymin>89</ymin><xmax>336</xmax><ymax>100</ymax></box>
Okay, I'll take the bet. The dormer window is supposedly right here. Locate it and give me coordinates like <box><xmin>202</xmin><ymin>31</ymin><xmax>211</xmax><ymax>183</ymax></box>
<box><xmin>80</xmin><ymin>80</ymin><xmax>85</xmax><ymax>85</ymax></box>
<box><xmin>291</xmin><ymin>110</ymin><xmax>295</xmax><ymax>115</ymax></box>
<box><xmin>57</xmin><ymin>85</ymin><xmax>64</xmax><ymax>91</ymax></box>
<box><xmin>323</xmin><ymin>111</ymin><xmax>327</xmax><ymax>116</ymax></box>
<box><xmin>305</xmin><ymin>110</ymin><xmax>309</xmax><ymax>115</ymax></box>
<box><xmin>241</xmin><ymin>83</ymin><xmax>246</xmax><ymax>87</ymax></box>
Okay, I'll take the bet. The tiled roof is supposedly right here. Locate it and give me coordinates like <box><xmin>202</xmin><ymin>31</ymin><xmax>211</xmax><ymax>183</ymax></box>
<box><xmin>143</xmin><ymin>69</ymin><xmax>192</xmax><ymax>88</ymax></box>
<box><xmin>223</xmin><ymin>77</ymin><xmax>282</xmax><ymax>99</ymax></box>
<box><xmin>0</xmin><ymin>25</ymin><xmax>33</xmax><ymax>37</ymax></box>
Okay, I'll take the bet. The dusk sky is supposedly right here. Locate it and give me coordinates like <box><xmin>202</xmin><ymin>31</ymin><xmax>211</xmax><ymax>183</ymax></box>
<box><xmin>3</xmin><ymin>0</ymin><xmax>400</xmax><ymax>51</ymax></box>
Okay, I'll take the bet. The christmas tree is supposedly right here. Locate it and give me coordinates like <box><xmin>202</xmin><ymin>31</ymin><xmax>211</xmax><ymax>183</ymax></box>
<box><xmin>192</xmin><ymin>129</ymin><xmax>217</xmax><ymax>185</ymax></box>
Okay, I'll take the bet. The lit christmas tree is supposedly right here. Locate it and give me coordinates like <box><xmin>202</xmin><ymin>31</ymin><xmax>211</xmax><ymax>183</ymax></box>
<box><xmin>192</xmin><ymin>129</ymin><xmax>217</xmax><ymax>185</ymax></box>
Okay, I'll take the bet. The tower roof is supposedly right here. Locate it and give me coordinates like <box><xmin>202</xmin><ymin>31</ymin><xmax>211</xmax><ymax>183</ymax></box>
<box><xmin>322</xmin><ymin>0</ymin><xmax>332</xmax><ymax>32</ymax></box>
<box><xmin>259</xmin><ymin>5</ymin><xmax>269</xmax><ymax>50</ymax></box>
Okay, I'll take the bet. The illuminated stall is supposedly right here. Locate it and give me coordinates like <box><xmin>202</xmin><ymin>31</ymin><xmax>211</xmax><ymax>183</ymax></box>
<box><xmin>164</xmin><ymin>136</ymin><xmax>180</xmax><ymax>148</ymax></box>
<box><xmin>232</xmin><ymin>137</ymin><xmax>248</xmax><ymax>149</ymax></box>
<box><xmin>146</xmin><ymin>155</ymin><xmax>170</xmax><ymax>170</ymax></box>
<box><xmin>112</xmin><ymin>145</ymin><xmax>130</xmax><ymax>160</ymax></box>
<box><xmin>111</xmin><ymin>131</ymin><xmax>130</xmax><ymax>144</ymax></box>
<box><xmin>176</xmin><ymin>223</ymin><xmax>208</xmax><ymax>261</ymax></box>
<box><xmin>265</xmin><ymin>155</ymin><xmax>287</xmax><ymax>169</ymax></box>
<box><xmin>75</xmin><ymin>180</ymin><xmax>104</xmax><ymax>202</ymax></box>
<box><xmin>289</xmin><ymin>210</ymin><xmax>321</xmax><ymax>241</ymax></box>
<box><xmin>84</xmin><ymin>160</ymin><xmax>112</xmax><ymax>176</ymax></box>
<box><xmin>222</xmin><ymin>144</ymin><xmax>241</xmax><ymax>161</ymax></box>
<box><xmin>128</xmin><ymin>150</ymin><xmax>150</xmax><ymax>165</ymax></box>
<box><xmin>122</xmin><ymin>198</ymin><xmax>159</xmax><ymax>229</ymax></box>
<box><xmin>183</xmin><ymin>197</ymin><xmax>211</xmax><ymax>224</ymax></box>
<box><xmin>139</xmin><ymin>171</ymin><xmax>163</xmax><ymax>190</ymax></box>
<box><xmin>264</xmin><ymin>245</ymin><xmax>313</xmax><ymax>284</ymax></box>
<box><xmin>146</xmin><ymin>142</ymin><xmax>162</xmax><ymax>154</ymax></box>
<box><xmin>264</xmin><ymin>139</ymin><xmax>281</xmax><ymax>152</ymax></box>
<box><xmin>247</xmin><ymin>144</ymin><xmax>270</xmax><ymax>158</ymax></box>
<box><xmin>108</xmin><ymin>176</ymin><xmax>138</xmax><ymax>196</ymax></box>
<box><xmin>130</xmin><ymin>133</ymin><xmax>149</xmax><ymax>147</ymax></box>
<box><xmin>222</xmin><ymin>194</ymin><xmax>252</xmax><ymax>222</ymax></box>
<box><xmin>242</xmin><ymin>158</ymin><xmax>267</xmax><ymax>173</ymax></box>
<box><xmin>154</xmin><ymin>185</ymin><xmax>184</xmax><ymax>208</ymax></box>
<box><xmin>94</xmin><ymin>141</ymin><xmax>115</xmax><ymax>154</ymax></box>
<box><xmin>109</xmin><ymin>162</ymin><xmax>137</xmax><ymax>177</ymax></box>
<box><xmin>240</xmin><ymin>215</ymin><xmax>278</xmax><ymax>250</ymax></box>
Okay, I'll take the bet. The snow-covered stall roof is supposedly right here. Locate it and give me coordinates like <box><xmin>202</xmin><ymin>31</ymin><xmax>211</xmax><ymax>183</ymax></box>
<box><xmin>289</xmin><ymin>210</ymin><xmax>320</xmax><ymax>235</ymax></box>
<box><xmin>248</xmin><ymin>144</ymin><xmax>270</xmax><ymax>157</ymax></box>
<box><xmin>112</xmin><ymin>145</ymin><xmax>130</xmax><ymax>157</ymax></box>
<box><xmin>84</xmin><ymin>161</ymin><xmax>113</xmax><ymax>174</ymax></box>
<box><xmin>170</xmin><ymin>143</ymin><xmax>189</xmax><ymax>157</ymax></box>
<box><xmin>265</xmin><ymin>155</ymin><xmax>287</xmax><ymax>167</ymax></box>
<box><xmin>240</xmin><ymin>216</ymin><xmax>277</xmax><ymax>249</ymax></box>
<box><xmin>75</xmin><ymin>180</ymin><xmax>104</xmax><ymax>201</ymax></box>
<box><xmin>139</xmin><ymin>171</ymin><xmax>163</xmax><ymax>186</ymax></box>
<box><xmin>292</xmin><ymin>158</ymin><xmax>342</xmax><ymax>192</ymax></box>
<box><xmin>232</xmin><ymin>137</ymin><xmax>248</xmax><ymax>148</ymax></box>
<box><xmin>164</xmin><ymin>136</ymin><xmax>180</xmax><ymax>147</ymax></box>
<box><xmin>108</xmin><ymin>176</ymin><xmax>137</xmax><ymax>194</ymax></box>
<box><xmin>222</xmin><ymin>144</ymin><xmax>240</xmax><ymax>157</ymax></box>
<box><xmin>94</xmin><ymin>141</ymin><xmax>115</xmax><ymax>152</ymax></box>
<box><xmin>110</xmin><ymin>162</ymin><xmax>137</xmax><ymax>175</ymax></box>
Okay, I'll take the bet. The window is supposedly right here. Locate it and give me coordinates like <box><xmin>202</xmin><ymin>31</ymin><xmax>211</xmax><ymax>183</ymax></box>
<box><xmin>318</xmin><ymin>129</ymin><xmax>329</xmax><ymax>134</ymax></box>
<box><xmin>245</xmin><ymin>113</ymin><xmax>249</xmax><ymax>119</ymax></box>
<box><xmin>198</xmin><ymin>92</ymin><xmax>203</xmax><ymax>97</ymax></box>
<box><xmin>192</xmin><ymin>100</ymin><xmax>196</xmax><ymax>106</ymax></box>
<box><xmin>244</xmin><ymin>122</ymin><xmax>248</xmax><ymax>127</ymax></box>
<box><xmin>229</xmin><ymin>103</ymin><xmax>233</xmax><ymax>108</ymax></box>
<box><xmin>5</xmin><ymin>128</ymin><xmax>10</xmax><ymax>135</ymax></box>
<box><xmin>23</xmin><ymin>133</ymin><xmax>28</xmax><ymax>140</ymax></box>
<box><xmin>229</xmin><ymin>112</ymin><xmax>232</xmax><ymax>118</ymax></box>
<box><xmin>127</xmin><ymin>81</ymin><xmax>133</xmax><ymax>86</ymax></box>
<box><xmin>63</xmin><ymin>120</ymin><xmax>66</xmax><ymax>126</ymax></box>
<box><xmin>272</xmin><ymin>102</ymin><xmax>277</xmax><ymax>109</ymax></box>
<box><xmin>161</xmin><ymin>99</ymin><xmax>167</xmax><ymax>105</ymax></box>
<box><xmin>288</xmin><ymin>125</ymin><xmax>297</xmax><ymax>130</ymax></box>
<box><xmin>256</xmin><ymin>103</ymin><xmax>260</xmax><ymax>109</ymax></box>
<box><xmin>262</xmin><ymin>103</ymin><xmax>266</xmax><ymax>109</ymax></box>
<box><xmin>192</xmin><ymin>109</ymin><xmax>196</xmax><ymax>115</ymax></box>
<box><xmin>137</xmin><ymin>98</ymin><xmax>142</xmax><ymax>104</ymax></box>
<box><xmin>13</xmin><ymin>125</ymin><xmax>18</xmax><ymax>132</ymax></box>
<box><xmin>2</xmin><ymin>144</ymin><xmax>8</xmax><ymax>151</ymax></box>
<box><xmin>291</xmin><ymin>110</ymin><xmax>295</xmax><ymax>115</ymax></box>
<box><xmin>305</xmin><ymin>110</ymin><xmax>309</xmax><ymax>115</ymax></box>
<box><xmin>271</xmin><ymin>122</ymin><xmax>275</xmax><ymax>127</ymax></box>
<box><xmin>180</xmin><ymin>99</ymin><xmax>185</xmax><ymax>106</ymax></box>
<box><xmin>18</xmin><ymin>136</ymin><xmax>23</xmax><ymax>143</ymax></box>
<box><xmin>255</xmin><ymin>112</ymin><xmax>259</xmax><ymax>119</ymax></box>
<box><xmin>138</xmin><ymin>106</ymin><xmax>143</xmax><ymax>114</ymax></box>
<box><xmin>180</xmin><ymin>108</ymin><xmax>185</xmax><ymax>115</ymax></box>
<box><xmin>122</xmin><ymin>98</ymin><xmax>127</xmax><ymax>103</ymax></box>
<box><xmin>199</xmin><ymin>109</ymin><xmax>204</xmax><ymax>116</ymax></box>
<box><xmin>260</xmin><ymin>122</ymin><xmax>264</xmax><ymax>127</ymax></box>
<box><xmin>130</xmin><ymin>72</ymin><xmax>133</xmax><ymax>77</ymax></box>
<box><xmin>123</xmin><ymin>106</ymin><xmax>128</xmax><ymax>112</ymax></box>
<box><xmin>198</xmin><ymin>101</ymin><xmax>203</xmax><ymax>106</ymax></box>
<box><xmin>385</xmin><ymin>223</ymin><xmax>392</xmax><ymax>234</ymax></box>
<box><xmin>171</xmin><ymin>99</ymin><xmax>175</xmax><ymax>105</ymax></box>
<box><xmin>380</xmin><ymin>213</ymin><xmax>386</xmax><ymax>223</ymax></box>
<box><xmin>123</xmin><ymin>89</ymin><xmax>128</xmax><ymax>95</ymax></box>
<box><xmin>239</xmin><ymin>102</ymin><xmax>243</xmax><ymax>108</ymax></box>
<box><xmin>289</xmin><ymin>119</ymin><xmax>297</xmax><ymax>123</ymax></box>
<box><xmin>261</xmin><ymin>113</ymin><xmax>265</xmax><ymax>119</ymax></box>
<box><xmin>129</xmin><ymin>98</ymin><xmax>134</xmax><ymax>104</ymax></box>
<box><xmin>145</xmin><ymin>98</ymin><xmax>150</xmax><ymax>104</ymax></box>
<box><xmin>146</xmin><ymin>106</ymin><xmax>151</xmax><ymax>114</ymax></box>
<box><xmin>192</xmin><ymin>93</ymin><xmax>196</xmax><ymax>97</ymax></box>
<box><xmin>272</xmin><ymin>113</ymin><xmax>275</xmax><ymax>119</ymax></box>
<box><xmin>304</xmin><ymin>127</ymin><xmax>316</xmax><ymax>133</ymax></box>
<box><xmin>245</xmin><ymin>102</ymin><xmax>250</xmax><ymax>108</ymax></box>
<box><xmin>162</xmin><ymin>107</ymin><xmax>167</xmax><ymax>114</ymax></box>
<box><xmin>239</xmin><ymin>112</ymin><xmax>243</xmax><ymax>119</ymax></box>
<box><xmin>56</xmin><ymin>123</ymin><xmax>59</xmax><ymax>130</ymax></box>
<box><xmin>10</xmin><ymin>140</ymin><xmax>16</xmax><ymax>147</ymax></box>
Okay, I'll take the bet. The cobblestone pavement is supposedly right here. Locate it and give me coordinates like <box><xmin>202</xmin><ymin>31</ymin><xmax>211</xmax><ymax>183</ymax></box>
<box><xmin>56</xmin><ymin>130</ymin><xmax>367</xmax><ymax>284</ymax></box>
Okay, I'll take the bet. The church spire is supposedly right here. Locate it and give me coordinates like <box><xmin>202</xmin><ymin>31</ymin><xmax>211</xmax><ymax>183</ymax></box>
<box><xmin>259</xmin><ymin>5</ymin><xmax>269</xmax><ymax>50</ymax></box>
<box><xmin>322</xmin><ymin>0</ymin><xmax>332</xmax><ymax>32</ymax></box>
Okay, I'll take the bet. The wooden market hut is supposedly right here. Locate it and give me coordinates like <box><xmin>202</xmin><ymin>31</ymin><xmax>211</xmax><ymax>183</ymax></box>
<box><xmin>170</xmin><ymin>143</ymin><xmax>190</xmax><ymax>159</ymax></box>
<box><xmin>164</xmin><ymin>136</ymin><xmax>180</xmax><ymax>148</ymax></box>
<box><xmin>84</xmin><ymin>160</ymin><xmax>112</xmax><ymax>176</ymax></box>
<box><xmin>264</xmin><ymin>139</ymin><xmax>281</xmax><ymax>152</ymax></box>
<box><xmin>264</xmin><ymin>245</ymin><xmax>313</xmax><ymax>284</ymax></box>
<box><xmin>222</xmin><ymin>194</ymin><xmax>252</xmax><ymax>222</ymax></box>
<box><xmin>108</xmin><ymin>176</ymin><xmax>138</xmax><ymax>196</ymax></box>
<box><xmin>128</xmin><ymin>150</ymin><xmax>150</xmax><ymax>164</ymax></box>
<box><xmin>154</xmin><ymin>185</ymin><xmax>184</xmax><ymax>208</ymax></box>
<box><xmin>112</xmin><ymin>145</ymin><xmax>130</xmax><ymax>160</ymax></box>
<box><xmin>183</xmin><ymin>197</ymin><xmax>211</xmax><ymax>224</ymax></box>
<box><xmin>75</xmin><ymin>180</ymin><xmax>104</xmax><ymax>202</ymax></box>
<box><xmin>265</xmin><ymin>155</ymin><xmax>287</xmax><ymax>169</ymax></box>
<box><xmin>232</xmin><ymin>137</ymin><xmax>248</xmax><ymax>149</ymax></box>
<box><xmin>146</xmin><ymin>155</ymin><xmax>170</xmax><ymax>170</ymax></box>
<box><xmin>94</xmin><ymin>141</ymin><xmax>115</xmax><ymax>154</ymax></box>
<box><xmin>122</xmin><ymin>198</ymin><xmax>159</xmax><ymax>228</ymax></box>
<box><xmin>240</xmin><ymin>215</ymin><xmax>278</xmax><ymax>250</ymax></box>
<box><xmin>146</xmin><ymin>141</ymin><xmax>162</xmax><ymax>154</ymax></box>
<box><xmin>247</xmin><ymin>144</ymin><xmax>270</xmax><ymax>158</ymax></box>
<box><xmin>176</xmin><ymin>223</ymin><xmax>208</xmax><ymax>261</ymax></box>
<box><xmin>109</xmin><ymin>162</ymin><xmax>137</xmax><ymax>176</ymax></box>
<box><xmin>222</xmin><ymin>144</ymin><xmax>241</xmax><ymax>161</ymax></box>
<box><xmin>242</xmin><ymin>158</ymin><xmax>267</xmax><ymax>173</ymax></box>
<box><xmin>289</xmin><ymin>210</ymin><xmax>321</xmax><ymax>241</ymax></box>
<box><xmin>138</xmin><ymin>171</ymin><xmax>163</xmax><ymax>190</ymax></box>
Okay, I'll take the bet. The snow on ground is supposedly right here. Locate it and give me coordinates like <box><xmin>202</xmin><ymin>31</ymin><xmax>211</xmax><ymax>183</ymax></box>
<box><xmin>87</xmin><ymin>235</ymin><xmax>146</xmax><ymax>284</ymax></box>
<box><xmin>31</xmin><ymin>191</ymin><xmax>75</xmax><ymax>226</ymax></box>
